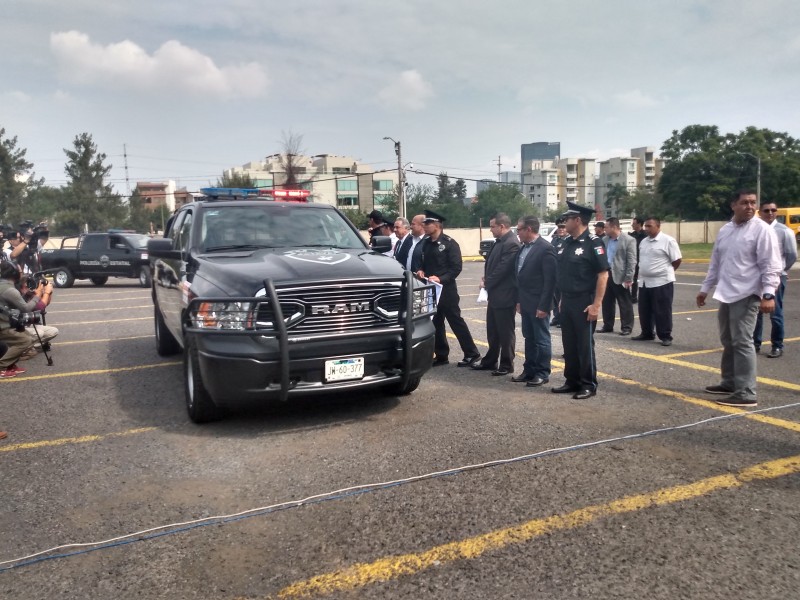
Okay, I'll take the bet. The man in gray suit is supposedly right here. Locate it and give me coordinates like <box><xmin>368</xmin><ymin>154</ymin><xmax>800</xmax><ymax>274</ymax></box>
<box><xmin>598</xmin><ymin>217</ymin><xmax>637</xmax><ymax>335</ymax></box>
<box><xmin>472</xmin><ymin>213</ymin><xmax>520</xmax><ymax>376</ymax></box>
<box><xmin>512</xmin><ymin>216</ymin><xmax>557</xmax><ymax>386</ymax></box>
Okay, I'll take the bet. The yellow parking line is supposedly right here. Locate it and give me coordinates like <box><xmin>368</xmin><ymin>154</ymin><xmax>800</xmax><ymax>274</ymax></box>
<box><xmin>0</xmin><ymin>427</ymin><xmax>157</xmax><ymax>453</ymax></box>
<box><xmin>56</xmin><ymin>296</ymin><xmax>151</xmax><ymax>305</ymax></box>
<box><xmin>0</xmin><ymin>361</ymin><xmax>180</xmax><ymax>383</ymax></box>
<box><xmin>56</xmin><ymin>335</ymin><xmax>154</xmax><ymax>346</ymax></box>
<box><xmin>268</xmin><ymin>454</ymin><xmax>800</xmax><ymax>599</ymax></box>
<box><xmin>55</xmin><ymin>317</ymin><xmax>152</xmax><ymax>326</ymax></box>
<box><xmin>611</xmin><ymin>348</ymin><xmax>800</xmax><ymax>392</ymax></box>
<box><xmin>52</xmin><ymin>305</ymin><xmax>152</xmax><ymax>314</ymax></box>
<box><xmin>663</xmin><ymin>337</ymin><xmax>800</xmax><ymax>359</ymax></box>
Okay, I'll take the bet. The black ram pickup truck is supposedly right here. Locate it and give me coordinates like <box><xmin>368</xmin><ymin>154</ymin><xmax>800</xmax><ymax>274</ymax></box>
<box><xmin>147</xmin><ymin>194</ymin><xmax>437</xmax><ymax>423</ymax></box>
<box><xmin>40</xmin><ymin>232</ymin><xmax>152</xmax><ymax>288</ymax></box>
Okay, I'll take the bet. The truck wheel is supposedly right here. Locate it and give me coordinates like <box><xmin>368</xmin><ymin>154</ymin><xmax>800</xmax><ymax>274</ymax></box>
<box><xmin>90</xmin><ymin>276</ymin><xmax>108</xmax><ymax>286</ymax></box>
<box><xmin>139</xmin><ymin>266</ymin><xmax>152</xmax><ymax>288</ymax></box>
<box><xmin>155</xmin><ymin>306</ymin><xmax>180</xmax><ymax>356</ymax></box>
<box><xmin>385</xmin><ymin>375</ymin><xmax>422</xmax><ymax>396</ymax></box>
<box><xmin>184</xmin><ymin>337</ymin><xmax>223</xmax><ymax>423</ymax></box>
<box><xmin>53</xmin><ymin>268</ymin><xmax>75</xmax><ymax>288</ymax></box>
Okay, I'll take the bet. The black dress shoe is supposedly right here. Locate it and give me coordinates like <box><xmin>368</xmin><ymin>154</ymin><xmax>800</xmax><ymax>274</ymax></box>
<box><xmin>573</xmin><ymin>389</ymin><xmax>597</xmax><ymax>399</ymax></box>
<box><xmin>596</xmin><ymin>328</ymin><xmax>614</xmax><ymax>333</ymax></box>
<box><xmin>526</xmin><ymin>377</ymin><xmax>549</xmax><ymax>387</ymax></box>
<box><xmin>619</xmin><ymin>330</ymin><xmax>632</xmax><ymax>336</ymax></box>
<box><xmin>491</xmin><ymin>369</ymin><xmax>510</xmax><ymax>376</ymax></box>
<box><xmin>432</xmin><ymin>357</ymin><xmax>449</xmax><ymax>367</ymax></box>
<box><xmin>631</xmin><ymin>334</ymin><xmax>655</xmax><ymax>341</ymax></box>
<box><xmin>470</xmin><ymin>363</ymin><xmax>496</xmax><ymax>371</ymax></box>
<box><xmin>767</xmin><ymin>347</ymin><xmax>783</xmax><ymax>358</ymax></box>
<box><xmin>551</xmin><ymin>384</ymin><xmax>578</xmax><ymax>394</ymax></box>
<box><xmin>457</xmin><ymin>355</ymin><xmax>481</xmax><ymax>367</ymax></box>
<box><xmin>511</xmin><ymin>374</ymin><xmax>534</xmax><ymax>383</ymax></box>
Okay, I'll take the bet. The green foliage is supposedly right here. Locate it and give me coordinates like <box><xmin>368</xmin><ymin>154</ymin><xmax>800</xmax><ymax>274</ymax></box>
<box><xmin>125</xmin><ymin>189</ymin><xmax>152</xmax><ymax>233</ymax></box>
<box><xmin>658</xmin><ymin>125</ymin><xmax>800</xmax><ymax>219</ymax></box>
<box><xmin>0</xmin><ymin>127</ymin><xmax>41</xmax><ymax>223</ymax></box>
<box><xmin>216</xmin><ymin>171</ymin><xmax>254</xmax><ymax>188</ymax></box>
<box><xmin>56</xmin><ymin>133</ymin><xmax>125</xmax><ymax>233</ymax></box>
<box><xmin>617</xmin><ymin>188</ymin><xmax>662</xmax><ymax>220</ymax></box>
<box><xmin>339</xmin><ymin>209</ymin><xmax>369</xmax><ymax>230</ymax></box>
<box><xmin>405</xmin><ymin>183</ymin><xmax>436</xmax><ymax>218</ymax></box>
<box><xmin>471</xmin><ymin>184</ymin><xmax>532</xmax><ymax>226</ymax></box>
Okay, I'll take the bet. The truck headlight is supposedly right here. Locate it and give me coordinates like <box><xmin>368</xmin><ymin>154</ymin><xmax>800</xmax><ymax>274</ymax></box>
<box><xmin>192</xmin><ymin>301</ymin><xmax>252</xmax><ymax>330</ymax></box>
<box><xmin>411</xmin><ymin>286</ymin><xmax>437</xmax><ymax>318</ymax></box>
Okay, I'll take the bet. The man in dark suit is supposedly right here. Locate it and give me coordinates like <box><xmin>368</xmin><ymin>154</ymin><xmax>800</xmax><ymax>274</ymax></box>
<box><xmin>392</xmin><ymin>217</ymin><xmax>413</xmax><ymax>268</ymax></box>
<box><xmin>407</xmin><ymin>214</ymin><xmax>427</xmax><ymax>273</ymax></box>
<box><xmin>416</xmin><ymin>210</ymin><xmax>481</xmax><ymax>367</ymax></box>
<box><xmin>472</xmin><ymin>213</ymin><xmax>520</xmax><ymax>376</ymax></box>
<box><xmin>512</xmin><ymin>216</ymin><xmax>557</xmax><ymax>386</ymax></box>
<box><xmin>598</xmin><ymin>217</ymin><xmax>637</xmax><ymax>335</ymax></box>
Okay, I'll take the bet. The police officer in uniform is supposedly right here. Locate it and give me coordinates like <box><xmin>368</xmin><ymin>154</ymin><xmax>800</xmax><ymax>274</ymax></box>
<box><xmin>416</xmin><ymin>210</ymin><xmax>481</xmax><ymax>367</ymax></box>
<box><xmin>552</xmin><ymin>201</ymin><xmax>609</xmax><ymax>399</ymax></box>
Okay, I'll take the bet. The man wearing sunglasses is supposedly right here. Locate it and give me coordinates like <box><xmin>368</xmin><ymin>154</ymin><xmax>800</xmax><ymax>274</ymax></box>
<box><xmin>753</xmin><ymin>200</ymin><xmax>797</xmax><ymax>358</ymax></box>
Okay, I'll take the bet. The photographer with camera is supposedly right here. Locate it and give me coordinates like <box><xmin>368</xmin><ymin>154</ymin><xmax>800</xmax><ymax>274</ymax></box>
<box><xmin>0</xmin><ymin>261</ymin><xmax>41</xmax><ymax>378</ymax></box>
<box><xmin>18</xmin><ymin>273</ymin><xmax>57</xmax><ymax>355</ymax></box>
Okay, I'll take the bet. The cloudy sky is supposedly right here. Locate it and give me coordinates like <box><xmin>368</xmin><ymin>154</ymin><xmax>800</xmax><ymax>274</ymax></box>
<box><xmin>2</xmin><ymin>0</ymin><xmax>799</xmax><ymax>196</ymax></box>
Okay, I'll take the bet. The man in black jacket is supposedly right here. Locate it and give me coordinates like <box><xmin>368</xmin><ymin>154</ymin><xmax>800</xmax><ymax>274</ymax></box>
<box><xmin>512</xmin><ymin>216</ymin><xmax>557</xmax><ymax>386</ymax></box>
<box><xmin>472</xmin><ymin>213</ymin><xmax>520</xmax><ymax>376</ymax></box>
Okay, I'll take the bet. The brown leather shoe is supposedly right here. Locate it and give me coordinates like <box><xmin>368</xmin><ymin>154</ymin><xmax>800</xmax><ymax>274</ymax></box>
<box><xmin>0</xmin><ymin>431</ymin><xmax>7</xmax><ymax>440</ymax></box>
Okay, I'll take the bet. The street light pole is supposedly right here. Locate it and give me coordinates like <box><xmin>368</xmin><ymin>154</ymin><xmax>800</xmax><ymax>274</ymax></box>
<box><xmin>383</xmin><ymin>136</ymin><xmax>405</xmax><ymax>218</ymax></box>
<box><xmin>738</xmin><ymin>151</ymin><xmax>761</xmax><ymax>200</ymax></box>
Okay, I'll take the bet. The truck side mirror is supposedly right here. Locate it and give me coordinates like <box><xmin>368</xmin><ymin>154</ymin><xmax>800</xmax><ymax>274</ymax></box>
<box><xmin>147</xmin><ymin>238</ymin><xmax>181</xmax><ymax>260</ymax></box>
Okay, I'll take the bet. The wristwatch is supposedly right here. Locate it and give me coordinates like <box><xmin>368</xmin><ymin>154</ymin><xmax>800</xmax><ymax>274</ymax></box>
<box><xmin>762</xmin><ymin>293</ymin><xmax>775</xmax><ymax>301</ymax></box>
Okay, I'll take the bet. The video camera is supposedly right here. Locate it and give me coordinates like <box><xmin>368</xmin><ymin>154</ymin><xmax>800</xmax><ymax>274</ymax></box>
<box><xmin>19</xmin><ymin>220</ymin><xmax>50</xmax><ymax>248</ymax></box>
<box><xmin>7</xmin><ymin>308</ymin><xmax>42</xmax><ymax>333</ymax></box>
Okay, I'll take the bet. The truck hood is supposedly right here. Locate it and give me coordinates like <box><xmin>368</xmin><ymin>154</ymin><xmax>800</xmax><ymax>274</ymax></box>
<box><xmin>193</xmin><ymin>247</ymin><xmax>404</xmax><ymax>296</ymax></box>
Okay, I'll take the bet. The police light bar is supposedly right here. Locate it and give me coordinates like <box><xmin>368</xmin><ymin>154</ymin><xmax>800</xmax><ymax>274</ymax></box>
<box><xmin>200</xmin><ymin>187</ymin><xmax>260</xmax><ymax>197</ymax></box>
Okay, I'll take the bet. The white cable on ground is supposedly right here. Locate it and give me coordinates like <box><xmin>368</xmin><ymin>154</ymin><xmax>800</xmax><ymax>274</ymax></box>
<box><xmin>2</xmin><ymin>400</ymin><xmax>799</xmax><ymax>572</ymax></box>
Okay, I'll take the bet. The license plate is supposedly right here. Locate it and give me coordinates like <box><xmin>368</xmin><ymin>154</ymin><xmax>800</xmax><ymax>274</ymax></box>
<box><xmin>324</xmin><ymin>357</ymin><xmax>365</xmax><ymax>382</ymax></box>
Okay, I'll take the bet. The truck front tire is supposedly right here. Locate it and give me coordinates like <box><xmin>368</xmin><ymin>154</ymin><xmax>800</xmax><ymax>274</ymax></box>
<box><xmin>385</xmin><ymin>374</ymin><xmax>422</xmax><ymax>396</ymax></box>
<box><xmin>155</xmin><ymin>306</ymin><xmax>181</xmax><ymax>356</ymax></box>
<box><xmin>184</xmin><ymin>337</ymin><xmax>224</xmax><ymax>423</ymax></box>
<box><xmin>90</xmin><ymin>276</ymin><xmax>108</xmax><ymax>286</ymax></box>
<box><xmin>139</xmin><ymin>266</ymin><xmax>152</xmax><ymax>288</ymax></box>
<box><xmin>53</xmin><ymin>268</ymin><xmax>75</xmax><ymax>288</ymax></box>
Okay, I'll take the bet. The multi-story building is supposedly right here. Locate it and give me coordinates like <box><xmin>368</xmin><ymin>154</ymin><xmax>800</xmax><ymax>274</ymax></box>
<box><xmin>597</xmin><ymin>157</ymin><xmax>639</xmax><ymax>216</ymax></box>
<box><xmin>630</xmin><ymin>147</ymin><xmax>666</xmax><ymax>190</ymax></box>
<box><xmin>135</xmin><ymin>180</ymin><xmax>177</xmax><ymax>212</ymax></box>
<box><xmin>557</xmin><ymin>158</ymin><xmax>596</xmax><ymax>209</ymax></box>
<box><xmin>520</xmin><ymin>142</ymin><xmax>560</xmax><ymax>173</ymax></box>
<box><xmin>223</xmin><ymin>154</ymin><xmax>398</xmax><ymax>212</ymax></box>
<box><xmin>522</xmin><ymin>162</ymin><xmax>561</xmax><ymax>215</ymax></box>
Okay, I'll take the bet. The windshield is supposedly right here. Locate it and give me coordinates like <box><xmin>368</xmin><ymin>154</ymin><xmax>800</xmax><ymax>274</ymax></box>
<box><xmin>200</xmin><ymin>205</ymin><xmax>366</xmax><ymax>252</ymax></box>
<box><xmin>122</xmin><ymin>234</ymin><xmax>150</xmax><ymax>248</ymax></box>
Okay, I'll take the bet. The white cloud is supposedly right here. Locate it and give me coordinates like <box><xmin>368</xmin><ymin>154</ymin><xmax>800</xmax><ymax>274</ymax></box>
<box><xmin>613</xmin><ymin>89</ymin><xmax>662</xmax><ymax>110</ymax></box>
<box><xmin>49</xmin><ymin>31</ymin><xmax>268</xmax><ymax>99</ymax></box>
<box><xmin>376</xmin><ymin>70</ymin><xmax>434</xmax><ymax>111</ymax></box>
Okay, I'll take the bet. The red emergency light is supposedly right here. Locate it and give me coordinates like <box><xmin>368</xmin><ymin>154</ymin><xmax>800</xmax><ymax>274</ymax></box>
<box><xmin>258</xmin><ymin>189</ymin><xmax>310</xmax><ymax>201</ymax></box>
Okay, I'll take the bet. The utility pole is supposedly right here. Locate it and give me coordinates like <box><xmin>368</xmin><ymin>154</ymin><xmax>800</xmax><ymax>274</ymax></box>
<box><xmin>494</xmin><ymin>155</ymin><xmax>502</xmax><ymax>178</ymax></box>
<box><xmin>383</xmin><ymin>137</ymin><xmax>405</xmax><ymax>218</ymax></box>
<box><xmin>123</xmin><ymin>143</ymin><xmax>131</xmax><ymax>196</ymax></box>
<box><xmin>738</xmin><ymin>151</ymin><xmax>761</xmax><ymax>200</ymax></box>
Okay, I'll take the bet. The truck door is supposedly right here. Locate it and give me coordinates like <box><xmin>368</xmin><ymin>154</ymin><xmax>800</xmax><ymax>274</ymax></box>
<box><xmin>105</xmin><ymin>234</ymin><xmax>135</xmax><ymax>275</ymax></box>
<box><xmin>156</xmin><ymin>209</ymin><xmax>193</xmax><ymax>336</ymax></box>
<box><xmin>77</xmin><ymin>235</ymin><xmax>108</xmax><ymax>277</ymax></box>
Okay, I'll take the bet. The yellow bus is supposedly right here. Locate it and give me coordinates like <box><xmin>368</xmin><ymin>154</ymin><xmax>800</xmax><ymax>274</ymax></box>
<box><xmin>775</xmin><ymin>207</ymin><xmax>800</xmax><ymax>243</ymax></box>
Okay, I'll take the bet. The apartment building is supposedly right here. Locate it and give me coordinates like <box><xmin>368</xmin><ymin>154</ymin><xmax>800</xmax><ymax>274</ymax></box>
<box><xmin>597</xmin><ymin>156</ymin><xmax>639</xmax><ymax>216</ymax></box>
<box><xmin>223</xmin><ymin>154</ymin><xmax>398</xmax><ymax>211</ymax></box>
<box><xmin>135</xmin><ymin>180</ymin><xmax>177</xmax><ymax>212</ymax></box>
<box><xmin>557</xmin><ymin>158</ymin><xmax>596</xmax><ymax>209</ymax></box>
<box><xmin>630</xmin><ymin>146</ymin><xmax>665</xmax><ymax>190</ymax></box>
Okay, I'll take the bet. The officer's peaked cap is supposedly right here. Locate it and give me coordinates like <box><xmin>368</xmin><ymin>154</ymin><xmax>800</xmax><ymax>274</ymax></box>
<box><xmin>560</xmin><ymin>200</ymin><xmax>595</xmax><ymax>219</ymax></box>
<box><xmin>423</xmin><ymin>210</ymin><xmax>446</xmax><ymax>224</ymax></box>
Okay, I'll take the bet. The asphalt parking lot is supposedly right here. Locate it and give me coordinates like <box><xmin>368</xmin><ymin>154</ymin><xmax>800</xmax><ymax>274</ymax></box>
<box><xmin>1</xmin><ymin>262</ymin><xmax>799</xmax><ymax>599</ymax></box>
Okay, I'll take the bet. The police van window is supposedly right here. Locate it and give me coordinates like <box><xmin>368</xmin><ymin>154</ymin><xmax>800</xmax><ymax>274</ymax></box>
<box><xmin>176</xmin><ymin>211</ymin><xmax>193</xmax><ymax>253</ymax></box>
<box><xmin>109</xmin><ymin>235</ymin><xmax>127</xmax><ymax>250</ymax></box>
<box><xmin>169</xmin><ymin>212</ymin><xmax>187</xmax><ymax>244</ymax></box>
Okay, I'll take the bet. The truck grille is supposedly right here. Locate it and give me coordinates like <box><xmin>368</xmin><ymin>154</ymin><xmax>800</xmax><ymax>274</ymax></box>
<box><xmin>255</xmin><ymin>283</ymin><xmax>403</xmax><ymax>335</ymax></box>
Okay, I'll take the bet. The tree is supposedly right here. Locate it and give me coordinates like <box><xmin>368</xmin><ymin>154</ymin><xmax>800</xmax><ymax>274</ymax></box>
<box><xmin>125</xmin><ymin>189</ymin><xmax>152</xmax><ymax>233</ymax></box>
<box><xmin>436</xmin><ymin>172</ymin><xmax>455</xmax><ymax>203</ymax></box>
<box><xmin>276</xmin><ymin>130</ymin><xmax>312</xmax><ymax>189</ymax></box>
<box><xmin>405</xmin><ymin>183</ymin><xmax>436</xmax><ymax>217</ymax></box>
<box><xmin>57</xmin><ymin>132</ymin><xmax>125</xmax><ymax>232</ymax></box>
<box><xmin>0</xmin><ymin>127</ymin><xmax>40</xmax><ymax>223</ymax></box>
<box><xmin>471</xmin><ymin>184</ymin><xmax>532</xmax><ymax>226</ymax></box>
<box><xmin>618</xmin><ymin>188</ymin><xmax>662</xmax><ymax>220</ymax></box>
<box><xmin>339</xmin><ymin>209</ymin><xmax>368</xmax><ymax>230</ymax></box>
<box><xmin>216</xmin><ymin>171</ymin><xmax>254</xmax><ymax>189</ymax></box>
<box><xmin>657</xmin><ymin>124</ymin><xmax>800</xmax><ymax>219</ymax></box>
<box><xmin>604</xmin><ymin>184</ymin><xmax>630</xmax><ymax>218</ymax></box>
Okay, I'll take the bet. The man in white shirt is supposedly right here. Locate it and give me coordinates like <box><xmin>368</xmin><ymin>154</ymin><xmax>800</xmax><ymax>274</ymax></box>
<box><xmin>753</xmin><ymin>200</ymin><xmax>797</xmax><ymax>358</ymax></box>
<box><xmin>631</xmin><ymin>218</ymin><xmax>682</xmax><ymax>346</ymax></box>
<box><xmin>697</xmin><ymin>190</ymin><xmax>782</xmax><ymax>408</ymax></box>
